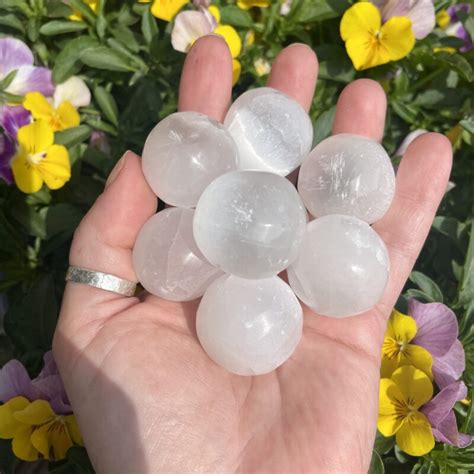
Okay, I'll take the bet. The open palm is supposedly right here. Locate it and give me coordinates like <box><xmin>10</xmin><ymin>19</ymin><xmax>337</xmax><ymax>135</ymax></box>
<box><xmin>53</xmin><ymin>37</ymin><xmax>452</xmax><ymax>474</ymax></box>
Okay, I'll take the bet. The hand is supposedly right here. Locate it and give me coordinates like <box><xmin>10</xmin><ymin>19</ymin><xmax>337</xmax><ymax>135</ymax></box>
<box><xmin>54</xmin><ymin>36</ymin><xmax>452</xmax><ymax>474</ymax></box>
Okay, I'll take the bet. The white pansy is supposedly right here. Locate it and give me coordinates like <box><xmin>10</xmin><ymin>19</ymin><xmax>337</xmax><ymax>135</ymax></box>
<box><xmin>53</xmin><ymin>76</ymin><xmax>91</xmax><ymax>109</ymax></box>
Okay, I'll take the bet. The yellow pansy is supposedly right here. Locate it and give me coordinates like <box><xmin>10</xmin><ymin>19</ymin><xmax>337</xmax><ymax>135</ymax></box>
<box><xmin>150</xmin><ymin>0</ymin><xmax>189</xmax><ymax>22</ymax></box>
<box><xmin>436</xmin><ymin>10</ymin><xmax>451</xmax><ymax>29</ymax></box>
<box><xmin>0</xmin><ymin>397</ymin><xmax>82</xmax><ymax>461</ymax></box>
<box><xmin>340</xmin><ymin>2</ymin><xmax>415</xmax><ymax>70</ymax></box>
<box><xmin>237</xmin><ymin>0</ymin><xmax>270</xmax><ymax>10</ymax></box>
<box><xmin>381</xmin><ymin>310</ymin><xmax>433</xmax><ymax>379</ymax></box>
<box><xmin>11</xmin><ymin>121</ymin><xmax>71</xmax><ymax>194</ymax></box>
<box><xmin>232</xmin><ymin>59</ymin><xmax>242</xmax><ymax>86</ymax></box>
<box><xmin>208</xmin><ymin>5</ymin><xmax>220</xmax><ymax>23</ymax></box>
<box><xmin>246</xmin><ymin>30</ymin><xmax>255</xmax><ymax>46</ymax></box>
<box><xmin>69</xmin><ymin>0</ymin><xmax>97</xmax><ymax>21</ymax></box>
<box><xmin>378</xmin><ymin>365</ymin><xmax>435</xmax><ymax>456</ymax></box>
<box><xmin>24</xmin><ymin>92</ymin><xmax>79</xmax><ymax>132</ymax></box>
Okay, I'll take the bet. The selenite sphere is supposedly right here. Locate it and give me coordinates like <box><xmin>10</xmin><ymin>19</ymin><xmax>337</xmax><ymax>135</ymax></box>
<box><xmin>298</xmin><ymin>134</ymin><xmax>395</xmax><ymax>223</ymax></box>
<box><xmin>287</xmin><ymin>215</ymin><xmax>389</xmax><ymax>318</ymax></box>
<box><xmin>193</xmin><ymin>170</ymin><xmax>307</xmax><ymax>279</ymax></box>
<box><xmin>133</xmin><ymin>207</ymin><xmax>222</xmax><ymax>301</ymax></box>
<box><xmin>196</xmin><ymin>275</ymin><xmax>303</xmax><ymax>375</ymax></box>
<box><xmin>224</xmin><ymin>87</ymin><xmax>313</xmax><ymax>176</ymax></box>
<box><xmin>142</xmin><ymin>111</ymin><xmax>239</xmax><ymax>207</ymax></box>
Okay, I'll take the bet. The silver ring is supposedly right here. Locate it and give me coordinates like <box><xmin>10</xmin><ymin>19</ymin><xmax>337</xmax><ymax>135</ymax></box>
<box><xmin>65</xmin><ymin>266</ymin><xmax>137</xmax><ymax>297</ymax></box>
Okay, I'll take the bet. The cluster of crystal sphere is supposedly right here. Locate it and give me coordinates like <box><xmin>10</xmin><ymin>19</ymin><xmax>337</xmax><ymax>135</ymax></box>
<box><xmin>133</xmin><ymin>87</ymin><xmax>395</xmax><ymax>376</ymax></box>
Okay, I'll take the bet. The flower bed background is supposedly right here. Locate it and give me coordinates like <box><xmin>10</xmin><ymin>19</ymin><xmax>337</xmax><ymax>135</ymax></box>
<box><xmin>0</xmin><ymin>0</ymin><xmax>473</xmax><ymax>472</ymax></box>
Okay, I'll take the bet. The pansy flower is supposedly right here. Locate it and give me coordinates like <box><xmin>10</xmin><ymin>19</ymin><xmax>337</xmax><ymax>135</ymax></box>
<box><xmin>0</xmin><ymin>38</ymin><xmax>53</xmax><ymax>97</ymax></box>
<box><xmin>11</xmin><ymin>121</ymin><xmax>71</xmax><ymax>194</ymax></box>
<box><xmin>340</xmin><ymin>2</ymin><xmax>415</xmax><ymax>70</ymax></box>
<box><xmin>141</xmin><ymin>0</ymin><xmax>189</xmax><ymax>22</ymax></box>
<box><xmin>443</xmin><ymin>4</ymin><xmax>473</xmax><ymax>53</ymax></box>
<box><xmin>237</xmin><ymin>0</ymin><xmax>270</xmax><ymax>9</ymax></box>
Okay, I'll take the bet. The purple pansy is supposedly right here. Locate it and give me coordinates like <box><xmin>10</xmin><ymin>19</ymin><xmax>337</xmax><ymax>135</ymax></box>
<box><xmin>0</xmin><ymin>37</ymin><xmax>54</xmax><ymax>96</ymax></box>
<box><xmin>408</xmin><ymin>299</ymin><xmax>465</xmax><ymax>389</ymax></box>
<box><xmin>0</xmin><ymin>351</ymin><xmax>71</xmax><ymax>414</ymax></box>
<box><xmin>0</xmin><ymin>133</ymin><xmax>15</xmax><ymax>184</ymax></box>
<box><xmin>445</xmin><ymin>4</ymin><xmax>473</xmax><ymax>52</ymax></box>
<box><xmin>421</xmin><ymin>381</ymin><xmax>473</xmax><ymax>448</ymax></box>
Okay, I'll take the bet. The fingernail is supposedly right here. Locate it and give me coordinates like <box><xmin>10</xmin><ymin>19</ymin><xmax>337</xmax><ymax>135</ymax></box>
<box><xmin>105</xmin><ymin>151</ymin><xmax>129</xmax><ymax>188</ymax></box>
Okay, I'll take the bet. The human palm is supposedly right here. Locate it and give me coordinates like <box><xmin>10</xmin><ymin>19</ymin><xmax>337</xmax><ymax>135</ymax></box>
<box><xmin>54</xmin><ymin>37</ymin><xmax>452</xmax><ymax>474</ymax></box>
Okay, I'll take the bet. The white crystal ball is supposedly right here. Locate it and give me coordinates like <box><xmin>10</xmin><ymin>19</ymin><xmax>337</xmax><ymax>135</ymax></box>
<box><xmin>197</xmin><ymin>275</ymin><xmax>303</xmax><ymax>375</ymax></box>
<box><xmin>193</xmin><ymin>170</ymin><xmax>307</xmax><ymax>279</ymax></box>
<box><xmin>142</xmin><ymin>111</ymin><xmax>239</xmax><ymax>207</ymax></box>
<box><xmin>224</xmin><ymin>87</ymin><xmax>313</xmax><ymax>176</ymax></box>
<box><xmin>288</xmin><ymin>215</ymin><xmax>389</xmax><ymax>318</ymax></box>
<box><xmin>133</xmin><ymin>207</ymin><xmax>222</xmax><ymax>301</ymax></box>
<box><xmin>298</xmin><ymin>134</ymin><xmax>395</xmax><ymax>223</ymax></box>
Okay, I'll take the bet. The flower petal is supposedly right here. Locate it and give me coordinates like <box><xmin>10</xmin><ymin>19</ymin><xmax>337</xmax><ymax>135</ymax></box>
<box><xmin>378</xmin><ymin>378</ymin><xmax>405</xmax><ymax>436</ymax></box>
<box><xmin>30</xmin><ymin>421</ymin><xmax>54</xmax><ymax>460</ymax></box>
<box><xmin>215</xmin><ymin>25</ymin><xmax>242</xmax><ymax>58</ymax></box>
<box><xmin>23</xmin><ymin>93</ymin><xmax>55</xmax><ymax>127</ymax></box>
<box><xmin>387</xmin><ymin>309</ymin><xmax>417</xmax><ymax>342</ymax></box>
<box><xmin>232</xmin><ymin>59</ymin><xmax>241</xmax><ymax>86</ymax></box>
<box><xmin>433</xmin><ymin>339</ymin><xmax>465</xmax><ymax>389</ymax></box>
<box><xmin>395</xmin><ymin>412</ymin><xmax>434</xmax><ymax>456</ymax></box>
<box><xmin>0</xmin><ymin>396</ymin><xmax>30</xmax><ymax>439</ymax></box>
<box><xmin>432</xmin><ymin>411</ymin><xmax>473</xmax><ymax>448</ymax></box>
<box><xmin>391</xmin><ymin>365</ymin><xmax>433</xmax><ymax>409</ymax></box>
<box><xmin>421</xmin><ymin>381</ymin><xmax>467</xmax><ymax>427</ymax></box>
<box><xmin>0</xmin><ymin>38</ymin><xmax>33</xmax><ymax>78</ymax></box>
<box><xmin>344</xmin><ymin>34</ymin><xmax>392</xmax><ymax>70</ymax></box>
<box><xmin>11</xmin><ymin>150</ymin><xmax>44</xmax><ymax>194</ymax></box>
<box><xmin>409</xmin><ymin>299</ymin><xmax>458</xmax><ymax>357</ymax></box>
<box><xmin>399</xmin><ymin>344</ymin><xmax>433</xmax><ymax>378</ymax></box>
<box><xmin>381</xmin><ymin>354</ymin><xmax>399</xmax><ymax>378</ymax></box>
<box><xmin>237</xmin><ymin>0</ymin><xmax>270</xmax><ymax>10</ymax></box>
<box><xmin>6</xmin><ymin>66</ymin><xmax>54</xmax><ymax>97</ymax></box>
<box><xmin>57</xmin><ymin>101</ymin><xmax>80</xmax><ymax>130</ymax></box>
<box><xmin>12</xmin><ymin>425</ymin><xmax>38</xmax><ymax>462</ymax></box>
<box><xmin>171</xmin><ymin>10</ymin><xmax>215</xmax><ymax>53</ymax></box>
<box><xmin>39</xmin><ymin>145</ymin><xmax>71</xmax><ymax>190</ymax></box>
<box><xmin>65</xmin><ymin>415</ymin><xmax>84</xmax><ymax>446</ymax></box>
<box><xmin>379</xmin><ymin>16</ymin><xmax>415</xmax><ymax>61</ymax></box>
<box><xmin>0</xmin><ymin>133</ymin><xmax>15</xmax><ymax>185</ymax></box>
<box><xmin>0</xmin><ymin>360</ymin><xmax>41</xmax><ymax>403</ymax></box>
<box><xmin>340</xmin><ymin>2</ymin><xmax>382</xmax><ymax>42</ymax></box>
<box><xmin>0</xmin><ymin>106</ymin><xmax>32</xmax><ymax>140</ymax></box>
<box><xmin>151</xmin><ymin>0</ymin><xmax>189</xmax><ymax>22</ymax></box>
<box><xmin>17</xmin><ymin>120</ymin><xmax>54</xmax><ymax>155</ymax></box>
<box><xmin>53</xmin><ymin>76</ymin><xmax>91</xmax><ymax>109</ymax></box>
<box><xmin>14</xmin><ymin>399</ymin><xmax>55</xmax><ymax>426</ymax></box>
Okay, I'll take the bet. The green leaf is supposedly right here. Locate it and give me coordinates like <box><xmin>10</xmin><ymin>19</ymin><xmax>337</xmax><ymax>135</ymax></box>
<box><xmin>460</xmin><ymin>117</ymin><xmax>474</xmax><ymax>134</ymax></box>
<box><xmin>81</xmin><ymin>46</ymin><xmax>138</xmax><ymax>72</ymax></box>
<box><xmin>369</xmin><ymin>449</ymin><xmax>385</xmax><ymax>474</ymax></box>
<box><xmin>292</xmin><ymin>0</ymin><xmax>348</xmax><ymax>23</ymax></box>
<box><xmin>316</xmin><ymin>45</ymin><xmax>355</xmax><ymax>83</ymax></box>
<box><xmin>434</xmin><ymin>52</ymin><xmax>473</xmax><ymax>82</ymax></box>
<box><xmin>4</xmin><ymin>274</ymin><xmax>59</xmax><ymax>352</ymax></box>
<box><xmin>46</xmin><ymin>0</ymin><xmax>73</xmax><ymax>18</ymax></box>
<box><xmin>141</xmin><ymin>7</ymin><xmax>158</xmax><ymax>44</ymax></box>
<box><xmin>219</xmin><ymin>5</ymin><xmax>253</xmax><ymax>28</ymax></box>
<box><xmin>52</xmin><ymin>36</ymin><xmax>100</xmax><ymax>83</ymax></box>
<box><xmin>459</xmin><ymin>221</ymin><xmax>474</xmax><ymax>306</ymax></box>
<box><xmin>45</xmin><ymin>203</ymin><xmax>85</xmax><ymax>239</ymax></box>
<box><xmin>409</xmin><ymin>271</ymin><xmax>444</xmax><ymax>302</ymax></box>
<box><xmin>0</xmin><ymin>13</ymin><xmax>25</xmax><ymax>33</ymax></box>
<box><xmin>374</xmin><ymin>431</ymin><xmax>395</xmax><ymax>455</ymax></box>
<box><xmin>94</xmin><ymin>86</ymin><xmax>119</xmax><ymax>126</ymax></box>
<box><xmin>67</xmin><ymin>0</ymin><xmax>97</xmax><ymax>23</ymax></box>
<box><xmin>55</xmin><ymin>125</ymin><xmax>91</xmax><ymax>147</ymax></box>
<box><xmin>406</xmin><ymin>288</ymin><xmax>437</xmax><ymax>303</ymax></box>
<box><xmin>313</xmin><ymin>106</ymin><xmax>335</xmax><ymax>146</ymax></box>
<box><xmin>391</xmin><ymin>101</ymin><xmax>419</xmax><ymax>124</ymax></box>
<box><xmin>40</xmin><ymin>19</ymin><xmax>88</xmax><ymax>35</ymax></box>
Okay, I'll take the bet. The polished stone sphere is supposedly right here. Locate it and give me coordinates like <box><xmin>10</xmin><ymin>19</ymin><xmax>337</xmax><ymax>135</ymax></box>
<box><xmin>224</xmin><ymin>87</ymin><xmax>313</xmax><ymax>176</ymax></box>
<box><xmin>193</xmin><ymin>170</ymin><xmax>307</xmax><ymax>279</ymax></box>
<box><xmin>287</xmin><ymin>214</ymin><xmax>389</xmax><ymax>317</ymax></box>
<box><xmin>298</xmin><ymin>134</ymin><xmax>395</xmax><ymax>223</ymax></box>
<box><xmin>133</xmin><ymin>207</ymin><xmax>222</xmax><ymax>301</ymax></box>
<box><xmin>142</xmin><ymin>111</ymin><xmax>239</xmax><ymax>207</ymax></box>
<box><xmin>196</xmin><ymin>275</ymin><xmax>303</xmax><ymax>375</ymax></box>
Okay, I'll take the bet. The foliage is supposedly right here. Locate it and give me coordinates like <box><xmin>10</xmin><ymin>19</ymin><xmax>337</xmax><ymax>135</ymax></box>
<box><xmin>0</xmin><ymin>0</ymin><xmax>473</xmax><ymax>472</ymax></box>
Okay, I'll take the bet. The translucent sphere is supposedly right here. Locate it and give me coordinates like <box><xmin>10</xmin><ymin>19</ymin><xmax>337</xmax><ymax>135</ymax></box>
<box><xmin>193</xmin><ymin>170</ymin><xmax>307</xmax><ymax>279</ymax></box>
<box><xmin>133</xmin><ymin>208</ymin><xmax>222</xmax><ymax>301</ymax></box>
<box><xmin>142</xmin><ymin>111</ymin><xmax>239</xmax><ymax>207</ymax></box>
<box><xmin>197</xmin><ymin>275</ymin><xmax>303</xmax><ymax>375</ymax></box>
<box><xmin>224</xmin><ymin>87</ymin><xmax>313</xmax><ymax>176</ymax></box>
<box><xmin>298</xmin><ymin>134</ymin><xmax>395</xmax><ymax>223</ymax></box>
<box><xmin>287</xmin><ymin>215</ymin><xmax>389</xmax><ymax>318</ymax></box>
